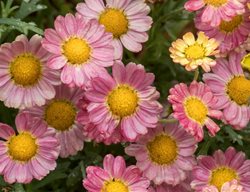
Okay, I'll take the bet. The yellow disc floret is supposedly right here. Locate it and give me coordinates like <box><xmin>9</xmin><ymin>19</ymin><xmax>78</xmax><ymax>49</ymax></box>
<box><xmin>10</xmin><ymin>53</ymin><xmax>41</xmax><ymax>86</ymax></box>
<box><xmin>184</xmin><ymin>97</ymin><xmax>208</xmax><ymax>124</ymax></box>
<box><xmin>204</xmin><ymin>0</ymin><xmax>228</xmax><ymax>7</ymax></box>
<box><xmin>102</xmin><ymin>180</ymin><xmax>128</xmax><ymax>192</ymax></box>
<box><xmin>107</xmin><ymin>85</ymin><xmax>138</xmax><ymax>118</ymax></box>
<box><xmin>227</xmin><ymin>76</ymin><xmax>250</xmax><ymax>105</ymax></box>
<box><xmin>62</xmin><ymin>37</ymin><xmax>91</xmax><ymax>64</ymax></box>
<box><xmin>241</xmin><ymin>53</ymin><xmax>250</xmax><ymax>71</ymax></box>
<box><xmin>219</xmin><ymin>15</ymin><xmax>243</xmax><ymax>33</ymax></box>
<box><xmin>8</xmin><ymin>132</ymin><xmax>37</xmax><ymax>161</ymax></box>
<box><xmin>99</xmin><ymin>8</ymin><xmax>128</xmax><ymax>38</ymax></box>
<box><xmin>185</xmin><ymin>44</ymin><xmax>205</xmax><ymax>60</ymax></box>
<box><xmin>45</xmin><ymin>100</ymin><xmax>76</xmax><ymax>131</ymax></box>
<box><xmin>147</xmin><ymin>134</ymin><xmax>178</xmax><ymax>165</ymax></box>
<box><xmin>210</xmin><ymin>167</ymin><xmax>238</xmax><ymax>190</ymax></box>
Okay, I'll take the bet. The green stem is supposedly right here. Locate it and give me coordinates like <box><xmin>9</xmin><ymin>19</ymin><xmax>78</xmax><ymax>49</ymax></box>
<box><xmin>14</xmin><ymin>183</ymin><xmax>26</xmax><ymax>192</ymax></box>
<box><xmin>193</xmin><ymin>68</ymin><xmax>199</xmax><ymax>81</ymax></box>
<box><xmin>159</xmin><ymin>118</ymin><xmax>178</xmax><ymax>123</ymax></box>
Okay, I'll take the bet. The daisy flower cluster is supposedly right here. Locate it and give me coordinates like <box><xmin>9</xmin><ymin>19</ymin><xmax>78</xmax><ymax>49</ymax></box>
<box><xmin>0</xmin><ymin>0</ymin><xmax>249</xmax><ymax>191</ymax></box>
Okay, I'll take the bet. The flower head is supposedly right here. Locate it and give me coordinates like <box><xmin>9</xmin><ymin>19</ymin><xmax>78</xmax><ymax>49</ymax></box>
<box><xmin>202</xmin><ymin>179</ymin><xmax>245</xmax><ymax>192</ymax></box>
<box><xmin>0</xmin><ymin>35</ymin><xmax>60</xmax><ymax>109</ymax></box>
<box><xmin>168</xmin><ymin>81</ymin><xmax>222</xmax><ymax>141</ymax></box>
<box><xmin>82</xmin><ymin>61</ymin><xmax>162</xmax><ymax>142</ymax></box>
<box><xmin>195</xmin><ymin>7</ymin><xmax>250</xmax><ymax>53</ymax></box>
<box><xmin>169</xmin><ymin>32</ymin><xmax>219</xmax><ymax>72</ymax></box>
<box><xmin>22</xmin><ymin>84</ymin><xmax>85</xmax><ymax>158</ymax></box>
<box><xmin>185</xmin><ymin>0</ymin><xmax>246</xmax><ymax>27</ymax></box>
<box><xmin>0</xmin><ymin>113</ymin><xmax>60</xmax><ymax>184</ymax></box>
<box><xmin>203</xmin><ymin>51</ymin><xmax>250</xmax><ymax>128</ymax></box>
<box><xmin>42</xmin><ymin>13</ymin><xmax>114</xmax><ymax>87</ymax></box>
<box><xmin>76</xmin><ymin>0</ymin><xmax>152</xmax><ymax>59</ymax></box>
<box><xmin>83</xmin><ymin>154</ymin><xmax>150</xmax><ymax>192</ymax></box>
<box><xmin>192</xmin><ymin>147</ymin><xmax>250</xmax><ymax>191</ymax></box>
<box><xmin>125</xmin><ymin>121</ymin><xmax>197</xmax><ymax>185</ymax></box>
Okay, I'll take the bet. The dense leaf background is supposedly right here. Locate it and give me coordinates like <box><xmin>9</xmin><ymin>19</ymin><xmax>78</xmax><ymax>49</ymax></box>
<box><xmin>0</xmin><ymin>0</ymin><xmax>249</xmax><ymax>191</ymax></box>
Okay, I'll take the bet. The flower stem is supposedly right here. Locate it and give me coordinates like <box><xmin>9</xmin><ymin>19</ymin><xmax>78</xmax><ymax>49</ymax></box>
<box><xmin>193</xmin><ymin>68</ymin><xmax>199</xmax><ymax>81</ymax></box>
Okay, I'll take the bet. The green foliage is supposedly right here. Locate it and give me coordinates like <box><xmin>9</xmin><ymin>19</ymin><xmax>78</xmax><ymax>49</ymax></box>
<box><xmin>0</xmin><ymin>0</ymin><xmax>249</xmax><ymax>191</ymax></box>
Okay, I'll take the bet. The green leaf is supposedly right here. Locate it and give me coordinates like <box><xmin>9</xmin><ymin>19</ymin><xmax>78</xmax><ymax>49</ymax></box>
<box><xmin>0</xmin><ymin>18</ymin><xmax>43</xmax><ymax>35</ymax></box>
<box><xmin>15</xmin><ymin>0</ymin><xmax>47</xmax><ymax>20</ymax></box>
<box><xmin>13</xmin><ymin>183</ymin><xmax>25</xmax><ymax>192</ymax></box>
<box><xmin>224</xmin><ymin>126</ymin><xmax>243</xmax><ymax>146</ymax></box>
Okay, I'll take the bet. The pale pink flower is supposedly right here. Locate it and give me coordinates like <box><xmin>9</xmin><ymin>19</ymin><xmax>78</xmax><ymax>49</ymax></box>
<box><xmin>185</xmin><ymin>0</ymin><xmax>246</xmax><ymax>27</ymax></box>
<box><xmin>0</xmin><ymin>35</ymin><xmax>61</xmax><ymax>109</ymax></box>
<box><xmin>168</xmin><ymin>81</ymin><xmax>222</xmax><ymax>142</ymax></box>
<box><xmin>83</xmin><ymin>154</ymin><xmax>150</xmax><ymax>192</ymax></box>
<box><xmin>0</xmin><ymin>113</ymin><xmax>60</xmax><ymax>184</ymax></box>
<box><xmin>125</xmin><ymin>122</ymin><xmax>197</xmax><ymax>185</ymax></box>
<box><xmin>203</xmin><ymin>51</ymin><xmax>250</xmax><ymax>129</ymax></box>
<box><xmin>81</xmin><ymin>61</ymin><xmax>162</xmax><ymax>142</ymax></box>
<box><xmin>192</xmin><ymin>147</ymin><xmax>250</xmax><ymax>192</ymax></box>
<box><xmin>195</xmin><ymin>6</ymin><xmax>250</xmax><ymax>53</ymax></box>
<box><xmin>76</xmin><ymin>0</ymin><xmax>152</xmax><ymax>59</ymax></box>
<box><xmin>42</xmin><ymin>13</ymin><xmax>114</xmax><ymax>87</ymax></box>
<box><xmin>21</xmin><ymin>84</ymin><xmax>85</xmax><ymax>158</ymax></box>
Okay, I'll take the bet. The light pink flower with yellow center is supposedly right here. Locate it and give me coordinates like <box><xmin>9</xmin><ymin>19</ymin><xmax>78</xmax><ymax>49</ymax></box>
<box><xmin>0</xmin><ymin>113</ymin><xmax>60</xmax><ymax>184</ymax></box>
<box><xmin>185</xmin><ymin>0</ymin><xmax>246</xmax><ymax>27</ymax></box>
<box><xmin>0</xmin><ymin>35</ymin><xmax>61</xmax><ymax>109</ymax></box>
<box><xmin>77</xmin><ymin>97</ymin><xmax>123</xmax><ymax>145</ymax></box>
<box><xmin>202</xmin><ymin>179</ymin><xmax>245</xmax><ymax>192</ymax></box>
<box><xmin>169</xmin><ymin>32</ymin><xmax>219</xmax><ymax>72</ymax></box>
<box><xmin>22</xmin><ymin>84</ymin><xmax>85</xmax><ymax>158</ymax></box>
<box><xmin>192</xmin><ymin>147</ymin><xmax>250</xmax><ymax>192</ymax></box>
<box><xmin>125</xmin><ymin>122</ymin><xmax>197</xmax><ymax>185</ymax></box>
<box><xmin>203</xmin><ymin>51</ymin><xmax>250</xmax><ymax>129</ymax></box>
<box><xmin>195</xmin><ymin>6</ymin><xmax>250</xmax><ymax>53</ymax></box>
<box><xmin>83</xmin><ymin>154</ymin><xmax>150</xmax><ymax>192</ymax></box>
<box><xmin>168</xmin><ymin>81</ymin><xmax>222</xmax><ymax>142</ymax></box>
<box><xmin>76</xmin><ymin>0</ymin><xmax>153</xmax><ymax>59</ymax></box>
<box><xmin>83</xmin><ymin>61</ymin><xmax>162</xmax><ymax>142</ymax></box>
<box><xmin>42</xmin><ymin>13</ymin><xmax>114</xmax><ymax>87</ymax></box>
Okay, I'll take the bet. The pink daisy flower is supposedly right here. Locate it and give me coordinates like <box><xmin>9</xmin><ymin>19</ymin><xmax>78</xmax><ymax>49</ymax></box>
<box><xmin>42</xmin><ymin>13</ymin><xmax>114</xmax><ymax>87</ymax></box>
<box><xmin>0</xmin><ymin>34</ymin><xmax>60</xmax><ymax>109</ymax></box>
<box><xmin>195</xmin><ymin>6</ymin><xmax>250</xmax><ymax>53</ymax></box>
<box><xmin>125</xmin><ymin>122</ymin><xmax>197</xmax><ymax>185</ymax></box>
<box><xmin>168</xmin><ymin>81</ymin><xmax>223</xmax><ymax>142</ymax></box>
<box><xmin>83</xmin><ymin>154</ymin><xmax>150</xmax><ymax>192</ymax></box>
<box><xmin>191</xmin><ymin>147</ymin><xmax>250</xmax><ymax>192</ymax></box>
<box><xmin>82</xmin><ymin>61</ymin><xmax>162</xmax><ymax>142</ymax></box>
<box><xmin>76</xmin><ymin>0</ymin><xmax>152</xmax><ymax>59</ymax></box>
<box><xmin>203</xmin><ymin>51</ymin><xmax>250</xmax><ymax>129</ymax></box>
<box><xmin>185</xmin><ymin>0</ymin><xmax>246</xmax><ymax>27</ymax></box>
<box><xmin>0</xmin><ymin>113</ymin><xmax>60</xmax><ymax>184</ymax></box>
<box><xmin>202</xmin><ymin>180</ymin><xmax>245</xmax><ymax>192</ymax></box>
<box><xmin>22</xmin><ymin>84</ymin><xmax>85</xmax><ymax>158</ymax></box>
<box><xmin>77</xmin><ymin>97</ymin><xmax>123</xmax><ymax>145</ymax></box>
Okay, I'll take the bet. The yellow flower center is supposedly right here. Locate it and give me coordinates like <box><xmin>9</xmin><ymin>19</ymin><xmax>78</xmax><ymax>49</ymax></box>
<box><xmin>185</xmin><ymin>44</ymin><xmax>205</xmax><ymax>60</ymax></box>
<box><xmin>147</xmin><ymin>134</ymin><xmax>178</xmax><ymax>165</ymax></box>
<box><xmin>210</xmin><ymin>167</ymin><xmax>238</xmax><ymax>190</ymax></box>
<box><xmin>219</xmin><ymin>15</ymin><xmax>243</xmax><ymax>33</ymax></box>
<box><xmin>45</xmin><ymin>100</ymin><xmax>76</xmax><ymax>131</ymax></box>
<box><xmin>241</xmin><ymin>53</ymin><xmax>250</xmax><ymax>71</ymax></box>
<box><xmin>8</xmin><ymin>132</ymin><xmax>37</xmax><ymax>162</ymax></box>
<box><xmin>102</xmin><ymin>180</ymin><xmax>128</xmax><ymax>192</ymax></box>
<box><xmin>62</xmin><ymin>37</ymin><xmax>91</xmax><ymax>64</ymax></box>
<box><xmin>107</xmin><ymin>85</ymin><xmax>138</xmax><ymax>118</ymax></box>
<box><xmin>227</xmin><ymin>76</ymin><xmax>250</xmax><ymax>105</ymax></box>
<box><xmin>9</xmin><ymin>53</ymin><xmax>41</xmax><ymax>86</ymax></box>
<box><xmin>99</xmin><ymin>8</ymin><xmax>128</xmax><ymax>38</ymax></box>
<box><xmin>204</xmin><ymin>0</ymin><xmax>228</xmax><ymax>7</ymax></box>
<box><xmin>184</xmin><ymin>97</ymin><xmax>208</xmax><ymax>124</ymax></box>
